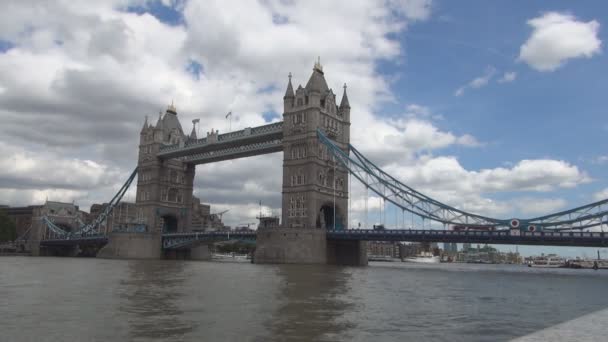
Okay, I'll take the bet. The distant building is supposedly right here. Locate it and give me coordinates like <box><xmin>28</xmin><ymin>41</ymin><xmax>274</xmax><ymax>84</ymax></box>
<box><xmin>443</xmin><ymin>242</ymin><xmax>458</xmax><ymax>254</ymax></box>
<box><xmin>456</xmin><ymin>244</ymin><xmax>522</xmax><ymax>264</ymax></box>
<box><xmin>258</xmin><ymin>216</ymin><xmax>280</xmax><ymax>229</ymax></box>
<box><xmin>368</xmin><ymin>241</ymin><xmax>400</xmax><ymax>258</ymax></box>
<box><xmin>1</xmin><ymin>205</ymin><xmax>39</xmax><ymax>238</ymax></box>
<box><xmin>89</xmin><ymin>197</ymin><xmax>226</xmax><ymax>233</ymax></box>
<box><xmin>2</xmin><ymin>201</ymin><xmax>89</xmax><ymax>239</ymax></box>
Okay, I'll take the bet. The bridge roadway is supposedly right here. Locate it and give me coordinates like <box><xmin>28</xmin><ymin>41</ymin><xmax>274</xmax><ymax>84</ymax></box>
<box><xmin>40</xmin><ymin>229</ymin><xmax>608</xmax><ymax>250</ymax></box>
<box><xmin>161</xmin><ymin>229</ymin><xmax>608</xmax><ymax>249</ymax></box>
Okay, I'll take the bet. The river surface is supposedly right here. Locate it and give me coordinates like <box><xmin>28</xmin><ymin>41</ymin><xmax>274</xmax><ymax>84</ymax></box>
<box><xmin>1</xmin><ymin>257</ymin><xmax>607</xmax><ymax>342</ymax></box>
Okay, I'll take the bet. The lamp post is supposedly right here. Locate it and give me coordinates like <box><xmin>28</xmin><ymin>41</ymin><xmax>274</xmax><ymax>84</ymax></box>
<box><xmin>333</xmin><ymin>155</ymin><xmax>336</xmax><ymax>231</ymax></box>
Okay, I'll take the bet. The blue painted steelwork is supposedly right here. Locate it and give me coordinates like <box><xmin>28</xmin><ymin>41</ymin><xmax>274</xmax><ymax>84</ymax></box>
<box><xmin>74</xmin><ymin>167</ymin><xmax>138</xmax><ymax>235</ymax></box>
<box><xmin>40</xmin><ymin>168</ymin><xmax>138</xmax><ymax>241</ymax></box>
<box><xmin>317</xmin><ymin>129</ymin><xmax>608</xmax><ymax>231</ymax></box>
<box><xmin>162</xmin><ymin>231</ymin><xmax>257</xmax><ymax>249</ymax></box>
<box><xmin>327</xmin><ymin>229</ymin><xmax>608</xmax><ymax>247</ymax></box>
<box><xmin>40</xmin><ymin>235</ymin><xmax>108</xmax><ymax>246</ymax></box>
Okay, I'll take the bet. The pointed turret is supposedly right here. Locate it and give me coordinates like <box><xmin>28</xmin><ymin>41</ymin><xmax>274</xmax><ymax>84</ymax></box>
<box><xmin>141</xmin><ymin>115</ymin><xmax>149</xmax><ymax>133</ymax></box>
<box><xmin>155</xmin><ymin>111</ymin><xmax>163</xmax><ymax>129</ymax></box>
<box><xmin>284</xmin><ymin>72</ymin><xmax>295</xmax><ymax>99</ymax></box>
<box><xmin>339</xmin><ymin>83</ymin><xmax>350</xmax><ymax>109</ymax></box>
<box><xmin>283</xmin><ymin>72</ymin><xmax>295</xmax><ymax>112</ymax></box>
<box><xmin>305</xmin><ymin>57</ymin><xmax>329</xmax><ymax>94</ymax></box>
<box><xmin>190</xmin><ymin>119</ymin><xmax>199</xmax><ymax>140</ymax></box>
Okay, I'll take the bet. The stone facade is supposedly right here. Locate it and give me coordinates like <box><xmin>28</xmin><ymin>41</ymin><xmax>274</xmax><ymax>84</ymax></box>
<box><xmin>281</xmin><ymin>61</ymin><xmax>351</xmax><ymax>230</ymax></box>
<box><xmin>136</xmin><ymin>104</ymin><xmax>196</xmax><ymax>233</ymax></box>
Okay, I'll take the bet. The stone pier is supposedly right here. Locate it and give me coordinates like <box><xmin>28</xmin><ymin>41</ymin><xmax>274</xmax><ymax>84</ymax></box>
<box><xmin>97</xmin><ymin>232</ymin><xmax>162</xmax><ymax>259</ymax></box>
<box><xmin>254</xmin><ymin>227</ymin><xmax>367</xmax><ymax>266</ymax></box>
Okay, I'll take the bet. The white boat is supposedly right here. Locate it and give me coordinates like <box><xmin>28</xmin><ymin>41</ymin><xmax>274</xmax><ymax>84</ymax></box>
<box><xmin>403</xmin><ymin>252</ymin><xmax>440</xmax><ymax>264</ymax></box>
<box><xmin>528</xmin><ymin>254</ymin><xmax>565</xmax><ymax>268</ymax></box>
<box><xmin>212</xmin><ymin>253</ymin><xmax>249</xmax><ymax>261</ymax></box>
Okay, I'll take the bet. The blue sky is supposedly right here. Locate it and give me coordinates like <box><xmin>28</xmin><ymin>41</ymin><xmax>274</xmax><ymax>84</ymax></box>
<box><xmin>0</xmin><ymin>0</ymin><xmax>606</xmax><ymax>256</ymax></box>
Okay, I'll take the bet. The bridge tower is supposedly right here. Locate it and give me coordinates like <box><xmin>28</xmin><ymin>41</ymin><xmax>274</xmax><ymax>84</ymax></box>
<box><xmin>136</xmin><ymin>104</ymin><xmax>195</xmax><ymax>233</ymax></box>
<box><xmin>281</xmin><ymin>60</ymin><xmax>351</xmax><ymax>230</ymax></box>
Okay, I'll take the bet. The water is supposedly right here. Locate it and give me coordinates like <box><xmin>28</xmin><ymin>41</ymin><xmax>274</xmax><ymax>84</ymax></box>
<box><xmin>1</xmin><ymin>258</ymin><xmax>607</xmax><ymax>342</ymax></box>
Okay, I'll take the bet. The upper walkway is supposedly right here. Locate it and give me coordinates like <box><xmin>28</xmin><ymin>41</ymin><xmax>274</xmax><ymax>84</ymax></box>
<box><xmin>157</xmin><ymin>121</ymin><xmax>284</xmax><ymax>164</ymax></box>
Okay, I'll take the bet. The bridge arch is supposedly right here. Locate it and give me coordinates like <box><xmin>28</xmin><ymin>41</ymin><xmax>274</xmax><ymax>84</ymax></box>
<box><xmin>161</xmin><ymin>214</ymin><xmax>178</xmax><ymax>233</ymax></box>
<box><xmin>316</xmin><ymin>202</ymin><xmax>344</xmax><ymax>230</ymax></box>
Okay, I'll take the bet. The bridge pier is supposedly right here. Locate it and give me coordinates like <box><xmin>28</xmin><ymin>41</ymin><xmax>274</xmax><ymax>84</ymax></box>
<box><xmin>163</xmin><ymin>244</ymin><xmax>212</xmax><ymax>261</ymax></box>
<box><xmin>97</xmin><ymin>232</ymin><xmax>161</xmax><ymax>259</ymax></box>
<box><xmin>327</xmin><ymin>240</ymin><xmax>368</xmax><ymax>266</ymax></box>
<box><xmin>254</xmin><ymin>227</ymin><xmax>367</xmax><ymax>266</ymax></box>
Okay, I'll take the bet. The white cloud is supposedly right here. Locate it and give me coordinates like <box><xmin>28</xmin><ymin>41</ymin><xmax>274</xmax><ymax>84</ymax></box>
<box><xmin>498</xmin><ymin>71</ymin><xmax>517</xmax><ymax>83</ymax></box>
<box><xmin>371</xmin><ymin>157</ymin><xmax>590</xmax><ymax>219</ymax></box>
<box><xmin>519</xmin><ymin>12</ymin><xmax>602</xmax><ymax>72</ymax></box>
<box><xmin>0</xmin><ymin>0</ymin><xmax>438</xmax><ymax>228</ymax></box>
<box><xmin>454</xmin><ymin>66</ymin><xmax>496</xmax><ymax>96</ymax></box>
<box><xmin>512</xmin><ymin>198</ymin><xmax>567</xmax><ymax>216</ymax></box>
<box><xmin>387</xmin><ymin>0</ymin><xmax>433</xmax><ymax>21</ymax></box>
<box><xmin>594</xmin><ymin>188</ymin><xmax>608</xmax><ymax>201</ymax></box>
<box><xmin>0</xmin><ymin>1</ymin><xmax>596</xmax><ymax>229</ymax></box>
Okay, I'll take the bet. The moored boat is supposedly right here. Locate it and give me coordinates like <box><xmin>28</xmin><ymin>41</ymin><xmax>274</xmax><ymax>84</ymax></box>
<box><xmin>527</xmin><ymin>254</ymin><xmax>565</xmax><ymax>268</ymax></box>
<box><xmin>403</xmin><ymin>252</ymin><xmax>440</xmax><ymax>264</ymax></box>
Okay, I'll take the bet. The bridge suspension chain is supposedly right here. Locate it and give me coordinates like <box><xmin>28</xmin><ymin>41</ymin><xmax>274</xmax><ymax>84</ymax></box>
<box><xmin>317</xmin><ymin>129</ymin><xmax>608</xmax><ymax>231</ymax></box>
<box><xmin>41</xmin><ymin>167</ymin><xmax>138</xmax><ymax>239</ymax></box>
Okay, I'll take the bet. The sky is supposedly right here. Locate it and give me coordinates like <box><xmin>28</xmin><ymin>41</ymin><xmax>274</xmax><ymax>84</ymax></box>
<box><xmin>0</xmin><ymin>0</ymin><xmax>606</xmax><ymax>257</ymax></box>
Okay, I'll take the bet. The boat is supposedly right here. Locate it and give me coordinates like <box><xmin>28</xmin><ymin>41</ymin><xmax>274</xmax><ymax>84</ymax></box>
<box><xmin>403</xmin><ymin>252</ymin><xmax>440</xmax><ymax>264</ymax></box>
<box><xmin>527</xmin><ymin>254</ymin><xmax>565</xmax><ymax>268</ymax></box>
<box><xmin>212</xmin><ymin>253</ymin><xmax>249</xmax><ymax>262</ymax></box>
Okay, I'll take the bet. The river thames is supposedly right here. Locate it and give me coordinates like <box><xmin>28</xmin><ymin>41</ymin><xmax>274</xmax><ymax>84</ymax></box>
<box><xmin>1</xmin><ymin>257</ymin><xmax>607</xmax><ymax>341</ymax></box>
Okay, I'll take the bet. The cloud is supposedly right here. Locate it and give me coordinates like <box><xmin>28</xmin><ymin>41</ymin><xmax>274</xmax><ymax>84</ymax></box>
<box><xmin>519</xmin><ymin>12</ymin><xmax>602</xmax><ymax>72</ymax></box>
<box><xmin>0</xmin><ymin>1</ymin><xmax>596</xmax><ymax>230</ymax></box>
<box><xmin>594</xmin><ymin>188</ymin><xmax>608</xmax><ymax>201</ymax></box>
<box><xmin>454</xmin><ymin>66</ymin><xmax>496</xmax><ymax>96</ymax></box>
<box><xmin>591</xmin><ymin>156</ymin><xmax>608</xmax><ymax>165</ymax></box>
<box><xmin>512</xmin><ymin>198</ymin><xmax>567</xmax><ymax>216</ymax></box>
<box><xmin>0</xmin><ymin>0</ymin><xmax>437</xmax><ymax>228</ymax></box>
<box><xmin>498</xmin><ymin>71</ymin><xmax>517</xmax><ymax>83</ymax></box>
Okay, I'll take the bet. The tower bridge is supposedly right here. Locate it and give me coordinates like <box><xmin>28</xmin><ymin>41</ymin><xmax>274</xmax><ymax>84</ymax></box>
<box><xmin>23</xmin><ymin>61</ymin><xmax>608</xmax><ymax>265</ymax></box>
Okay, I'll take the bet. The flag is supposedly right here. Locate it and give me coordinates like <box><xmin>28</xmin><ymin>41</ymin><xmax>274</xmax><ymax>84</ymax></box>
<box><xmin>225</xmin><ymin>111</ymin><xmax>232</xmax><ymax>119</ymax></box>
<box><xmin>192</xmin><ymin>118</ymin><xmax>200</xmax><ymax>124</ymax></box>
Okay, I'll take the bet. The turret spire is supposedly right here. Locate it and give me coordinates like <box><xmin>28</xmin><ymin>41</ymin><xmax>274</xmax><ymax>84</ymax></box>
<box><xmin>167</xmin><ymin>100</ymin><xmax>177</xmax><ymax>115</ymax></box>
<box><xmin>141</xmin><ymin>115</ymin><xmax>149</xmax><ymax>132</ymax></box>
<box><xmin>155</xmin><ymin>110</ymin><xmax>163</xmax><ymax>129</ymax></box>
<box><xmin>340</xmin><ymin>83</ymin><xmax>350</xmax><ymax>109</ymax></box>
<box><xmin>284</xmin><ymin>72</ymin><xmax>294</xmax><ymax>99</ymax></box>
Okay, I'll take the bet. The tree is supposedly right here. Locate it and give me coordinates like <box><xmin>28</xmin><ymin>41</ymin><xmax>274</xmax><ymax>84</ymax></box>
<box><xmin>0</xmin><ymin>210</ymin><xmax>16</xmax><ymax>242</ymax></box>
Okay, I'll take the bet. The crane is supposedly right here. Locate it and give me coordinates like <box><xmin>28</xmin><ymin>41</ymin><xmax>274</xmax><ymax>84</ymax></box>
<box><xmin>237</xmin><ymin>222</ymin><xmax>257</xmax><ymax>229</ymax></box>
<box><xmin>211</xmin><ymin>209</ymin><xmax>230</xmax><ymax>221</ymax></box>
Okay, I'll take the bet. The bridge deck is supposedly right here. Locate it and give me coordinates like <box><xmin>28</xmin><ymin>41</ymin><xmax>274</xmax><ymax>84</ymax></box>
<box><xmin>327</xmin><ymin>229</ymin><xmax>608</xmax><ymax>247</ymax></box>
<box><xmin>40</xmin><ymin>229</ymin><xmax>608</xmax><ymax>249</ymax></box>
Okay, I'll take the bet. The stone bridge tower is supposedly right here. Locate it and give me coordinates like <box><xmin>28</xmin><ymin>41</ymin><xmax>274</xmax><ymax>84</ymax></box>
<box><xmin>136</xmin><ymin>104</ymin><xmax>195</xmax><ymax>233</ymax></box>
<box><xmin>281</xmin><ymin>61</ymin><xmax>351</xmax><ymax>230</ymax></box>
